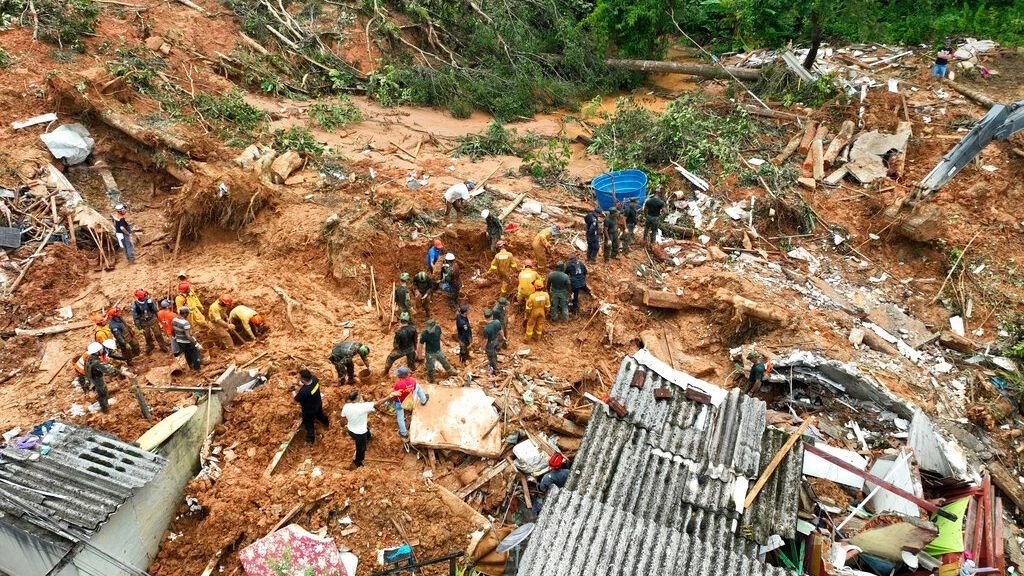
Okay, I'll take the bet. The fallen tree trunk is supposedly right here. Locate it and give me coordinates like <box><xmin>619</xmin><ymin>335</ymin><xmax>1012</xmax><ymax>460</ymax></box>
<box><xmin>13</xmin><ymin>320</ymin><xmax>94</xmax><ymax>337</ymax></box>
<box><xmin>716</xmin><ymin>289</ymin><xmax>790</xmax><ymax>323</ymax></box>
<box><xmin>740</xmin><ymin>104</ymin><xmax>808</xmax><ymax>123</ymax></box>
<box><xmin>943</xmin><ymin>78</ymin><xmax>998</xmax><ymax>108</ymax></box>
<box><xmin>49</xmin><ymin>75</ymin><xmax>206</xmax><ymax>160</ymax></box>
<box><xmin>605</xmin><ymin>58</ymin><xmax>760</xmax><ymax>81</ymax></box>
<box><xmin>641</xmin><ymin>287</ymin><xmax>790</xmax><ymax>323</ymax></box>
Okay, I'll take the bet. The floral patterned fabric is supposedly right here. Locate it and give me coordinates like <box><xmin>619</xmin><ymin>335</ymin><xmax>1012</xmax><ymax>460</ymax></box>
<box><xmin>239</xmin><ymin>524</ymin><xmax>348</xmax><ymax>576</ymax></box>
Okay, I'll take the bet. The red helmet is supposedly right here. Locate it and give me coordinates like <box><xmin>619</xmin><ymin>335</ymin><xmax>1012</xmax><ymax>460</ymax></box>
<box><xmin>433</xmin><ymin>239</ymin><xmax>443</xmax><ymax>249</ymax></box>
<box><xmin>134</xmin><ymin>289</ymin><xmax>147</xmax><ymax>300</ymax></box>
<box><xmin>219</xmin><ymin>294</ymin><xmax>233</xmax><ymax>306</ymax></box>
<box><xmin>178</xmin><ymin>282</ymin><xmax>191</xmax><ymax>293</ymax></box>
<box><xmin>106</xmin><ymin>306</ymin><xmax>122</xmax><ymax>318</ymax></box>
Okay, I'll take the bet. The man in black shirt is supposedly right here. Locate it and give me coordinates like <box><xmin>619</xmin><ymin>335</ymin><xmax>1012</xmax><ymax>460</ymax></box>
<box><xmin>482</xmin><ymin>309</ymin><xmax>505</xmax><ymax>375</ymax></box>
<box><xmin>583</xmin><ymin>207</ymin><xmax>602</xmax><ymax>263</ymax></box>
<box><xmin>456</xmin><ymin>304</ymin><xmax>472</xmax><ymax>364</ymax></box>
<box><xmin>643</xmin><ymin>189</ymin><xmax>667</xmax><ymax>245</ymax></box>
<box><xmin>419</xmin><ymin>319</ymin><xmax>456</xmax><ymax>383</ymax></box>
<box><xmin>293</xmin><ymin>369</ymin><xmax>329</xmax><ymax>445</ymax></box>
<box><xmin>383</xmin><ymin>312</ymin><xmax>418</xmax><ymax>374</ymax></box>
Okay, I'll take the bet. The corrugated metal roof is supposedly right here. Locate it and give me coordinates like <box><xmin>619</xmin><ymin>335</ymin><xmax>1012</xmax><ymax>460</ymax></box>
<box><xmin>0</xmin><ymin>421</ymin><xmax>166</xmax><ymax>540</ymax></box>
<box><xmin>517</xmin><ymin>353</ymin><xmax>803</xmax><ymax>576</ymax></box>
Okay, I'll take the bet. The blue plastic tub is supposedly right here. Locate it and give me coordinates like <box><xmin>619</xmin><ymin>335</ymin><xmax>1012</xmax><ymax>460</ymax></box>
<box><xmin>591</xmin><ymin>169</ymin><xmax>648</xmax><ymax>210</ymax></box>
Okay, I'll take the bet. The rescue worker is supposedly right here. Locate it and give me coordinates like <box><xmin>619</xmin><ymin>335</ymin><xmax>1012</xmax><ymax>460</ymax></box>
<box><xmin>622</xmin><ymin>198</ymin><xmax>639</xmax><ymax>253</ymax></box>
<box><xmin>532</xmin><ymin>224</ymin><xmax>559</xmax><ymax>269</ymax></box>
<box><xmin>412</xmin><ymin>271</ymin><xmax>437</xmax><ymax>318</ymax></box>
<box><xmin>228</xmin><ymin>304</ymin><xmax>266</xmax><ymax>341</ymax></box>
<box><xmin>329</xmin><ymin>341</ymin><xmax>371</xmax><ymax>385</ymax></box>
<box><xmin>426</xmin><ymin>239</ymin><xmax>444</xmax><ymax>274</ymax></box>
<box><xmin>492</xmin><ymin>296</ymin><xmax>509</xmax><ymax>345</ymax></box>
<box><xmin>516</xmin><ymin>260</ymin><xmax>539</xmax><ymax>306</ymax></box>
<box><xmin>84</xmin><ymin>341</ymin><xmax>128</xmax><ymax>412</ymax></box>
<box><xmin>456</xmin><ymin>304</ymin><xmax>472</xmax><ymax>364</ymax></box>
<box><xmin>584</xmin><ymin>207</ymin><xmax>602</xmax><ymax>263</ymax></box>
<box><xmin>482</xmin><ymin>308</ymin><xmax>505</xmax><ymax>375</ymax></box>
<box><xmin>131</xmin><ymin>289</ymin><xmax>167</xmax><ymax>354</ymax></box>
<box><xmin>175</xmin><ymin>281</ymin><xmax>208</xmax><ymax>327</ymax></box>
<box><xmin>566</xmin><ymin>256</ymin><xmax>592</xmax><ymax>315</ymax></box>
<box><xmin>92</xmin><ymin>312</ymin><xmax>114</xmax><ymax>344</ymax></box>
<box><xmin>418</xmin><ymin>319</ymin><xmax>456</xmax><ymax>384</ymax></box>
<box><xmin>443</xmin><ymin>180</ymin><xmax>475</xmax><ymax>221</ymax></box>
<box><xmin>441</xmin><ymin>253</ymin><xmax>461</xmax><ymax>311</ymax></box>
<box><xmin>293</xmin><ymin>369</ymin><xmax>329</xmax><ymax>445</ymax></box>
<box><xmin>105</xmin><ymin>306</ymin><xmax>138</xmax><ymax>360</ymax></box>
<box><xmin>392</xmin><ymin>366</ymin><xmax>429</xmax><ymax>444</ymax></box>
<box><xmin>643</xmin><ymin>188</ymin><xmax>667</xmax><ymax>245</ymax></box>
<box><xmin>603</xmin><ymin>206</ymin><xmax>620</xmax><ymax>261</ymax></box>
<box><xmin>172</xmin><ymin>307</ymin><xmax>202</xmax><ymax>371</ymax></box>
<box><xmin>101</xmin><ymin>338</ymin><xmax>131</xmax><ymax>364</ymax></box>
<box><xmin>525</xmin><ymin>279</ymin><xmax>551</xmax><ymax>340</ymax></box>
<box><xmin>74</xmin><ymin>343</ymin><xmax>102</xmax><ymax>392</ymax></box>
<box><xmin>157</xmin><ymin>299</ymin><xmax>176</xmax><ymax>349</ymax></box>
<box><xmin>383</xmin><ymin>312</ymin><xmax>418</xmax><ymax>375</ymax></box>
<box><xmin>483</xmin><ymin>209</ymin><xmax>503</xmax><ymax>252</ymax></box>
<box><xmin>112</xmin><ymin>204</ymin><xmax>136</xmax><ymax>264</ymax></box>
<box><xmin>395</xmin><ymin>273</ymin><xmax>413</xmax><ymax>317</ymax></box>
<box><xmin>744</xmin><ymin>351</ymin><xmax>771</xmax><ymax>395</ymax></box>
<box><xmin>547</xmin><ymin>262</ymin><xmax>571</xmax><ymax>322</ymax></box>
<box><xmin>488</xmin><ymin>241</ymin><xmax>517</xmax><ymax>296</ymax></box>
<box><xmin>208</xmin><ymin>294</ymin><xmax>243</xmax><ymax>348</ymax></box>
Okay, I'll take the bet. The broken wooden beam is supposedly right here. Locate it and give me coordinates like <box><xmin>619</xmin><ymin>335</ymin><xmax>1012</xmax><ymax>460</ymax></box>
<box><xmin>642</xmin><ymin>288</ymin><xmax>688</xmax><ymax>310</ymax></box>
<box><xmin>798</xmin><ymin>120</ymin><xmax>819</xmax><ymax>154</ymax></box>
<box><xmin>13</xmin><ymin>320</ymin><xmax>93</xmax><ymax>337</ymax></box>
<box><xmin>938</xmin><ymin>331</ymin><xmax>979</xmax><ymax>353</ymax></box>
<box><xmin>455</xmin><ymin>460</ymin><xmax>510</xmax><ymax>499</ymax></box>
<box><xmin>263</xmin><ymin>423</ymin><xmax>300</xmax><ymax>478</ymax></box>
<box><xmin>773</xmin><ymin>134</ymin><xmax>802</xmax><ymax>165</ymax></box>
<box><xmin>988</xmin><ymin>461</ymin><xmax>1024</xmax><ymax>514</ymax></box>
<box><xmin>823</xmin><ymin>120</ymin><xmax>855</xmax><ymax>165</ymax></box>
<box><xmin>604</xmin><ymin>58</ymin><xmax>760</xmax><ymax>81</ymax></box>
<box><xmin>943</xmin><ymin>78</ymin><xmax>998</xmax><ymax>108</ymax></box>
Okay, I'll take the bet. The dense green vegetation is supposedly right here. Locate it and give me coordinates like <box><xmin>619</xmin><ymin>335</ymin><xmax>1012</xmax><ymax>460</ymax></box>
<box><xmin>0</xmin><ymin>0</ymin><xmax>99</xmax><ymax>52</ymax></box>
<box><xmin>591</xmin><ymin>0</ymin><xmax>1024</xmax><ymax>58</ymax></box>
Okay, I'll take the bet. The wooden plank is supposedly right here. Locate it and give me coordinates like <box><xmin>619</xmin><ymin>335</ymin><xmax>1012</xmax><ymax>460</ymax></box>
<box><xmin>455</xmin><ymin>460</ymin><xmax>509</xmax><ymax>499</ymax></box>
<box><xmin>497</xmin><ymin>192</ymin><xmax>527</xmax><ymax>221</ymax></box>
<box><xmin>642</xmin><ymin>288</ymin><xmax>687</xmax><ymax>310</ymax></box>
<box><xmin>270</xmin><ymin>502</ymin><xmax>303</xmax><ymax>534</ymax></box>
<box><xmin>13</xmin><ymin>320</ymin><xmax>93</xmax><ymax>337</ymax></box>
<box><xmin>744</xmin><ymin>418</ymin><xmax>814</xmax><ymax>509</ymax></box>
<box><xmin>994</xmin><ymin>496</ymin><xmax>1005</xmax><ymax>573</ymax></box>
<box><xmin>264</xmin><ymin>423</ymin><xmax>301</xmax><ymax>479</ymax></box>
<box><xmin>803</xmin><ymin>443</ymin><xmax>957</xmax><ymax>520</ymax></box>
<box><xmin>974</xmin><ymin>475</ymin><xmax>988</xmax><ymax>563</ymax></box>
<box><xmin>798</xmin><ymin>121</ymin><xmax>818</xmax><ymax>154</ymax></box>
<box><xmin>986</xmin><ymin>461</ymin><xmax>1024</xmax><ymax>513</ymax></box>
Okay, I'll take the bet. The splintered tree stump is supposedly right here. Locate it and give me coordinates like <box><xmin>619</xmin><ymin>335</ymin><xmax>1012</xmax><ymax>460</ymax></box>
<box><xmin>715</xmin><ymin>289</ymin><xmax>790</xmax><ymax>324</ymax></box>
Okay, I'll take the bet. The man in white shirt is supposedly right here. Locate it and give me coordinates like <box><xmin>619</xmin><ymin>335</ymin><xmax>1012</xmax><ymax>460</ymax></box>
<box><xmin>443</xmin><ymin>181</ymin><xmax>475</xmax><ymax>222</ymax></box>
<box><xmin>341</xmin><ymin>390</ymin><xmax>396</xmax><ymax>469</ymax></box>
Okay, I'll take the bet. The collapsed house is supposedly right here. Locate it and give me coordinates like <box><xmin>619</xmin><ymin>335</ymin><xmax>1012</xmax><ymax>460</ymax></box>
<box><xmin>517</xmin><ymin>351</ymin><xmax>803</xmax><ymax>575</ymax></box>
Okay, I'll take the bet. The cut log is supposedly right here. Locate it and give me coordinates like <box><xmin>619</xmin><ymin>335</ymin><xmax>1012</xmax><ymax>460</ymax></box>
<box><xmin>811</xmin><ymin>139</ymin><xmax>825</xmax><ymax>181</ymax></box>
<box><xmin>773</xmin><ymin>135</ymin><xmax>802</xmax><ymax>165</ymax></box>
<box><xmin>942</xmin><ymin>78</ymin><xmax>997</xmax><ymax>108</ymax></box>
<box><xmin>604</xmin><ymin>58</ymin><xmax>760</xmax><ymax>81</ymax></box>
<box><xmin>798</xmin><ymin>121</ymin><xmax>819</xmax><ymax>154</ymax></box>
<box><xmin>938</xmin><ymin>332</ymin><xmax>979</xmax><ymax>353</ymax></box>
<box><xmin>270</xmin><ymin>151</ymin><xmax>303</xmax><ymax>184</ymax></box>
<box><xmin>823</xmin><ymin>120</ymin><xmax>856</xmax><ymax>165</ymax></box>
<box><xmin>642</xmin><ymin>288</ymin><xmax>688</xmax><ymax>310</ymax></box>
<box><xmin>987</xmin><ymin>461</ymin><xmax>1024</xmax><ymax>513</ymax></box>
<box><xmin>812</xmin><ymin>124</ymin><xmax>830</xmax><ymax>143</ymax></box>
<box><xmin>861</xmin><ymin>329</ymin><xmax>899</xmax><ymax>355</ymax></box>
<box><xmin>715</xmin><ymin>289</ymin><xmax>790</xmax><ymax>323</ymax></box>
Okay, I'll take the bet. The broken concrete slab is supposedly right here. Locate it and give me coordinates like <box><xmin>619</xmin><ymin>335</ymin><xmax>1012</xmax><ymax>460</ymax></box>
<box><xmin>846</xmin><ymin>122</ymin><xmax>912</xmax><ymax>184</ymax></box>
<box><xmin>849</xmin><ymin>515</ymin><xmax>938</xmax><ymax>562</ymax></box>
<box><xmin>866</xmin><ymin>303</ymin><xmax>937</xmax><ymax>349</ymax></box>
<box><xmin>410</xmin><ymin>385</ymin><xmax>502</xmax><ymax>457</ymax></box>
<box><xmin>907</xmin><ymin>410</ymin><xmax>973</xmax><ymax>483</ymax></box>
<box><xmin>823</xmin><ymin>166</ymin><xmax>849</xmax><ymax>186</ymax></box>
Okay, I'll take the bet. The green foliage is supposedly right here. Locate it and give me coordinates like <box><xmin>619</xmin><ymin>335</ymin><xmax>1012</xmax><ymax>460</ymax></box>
<box><xmin>272</xmin><ymin>126</ymin><xmax>324</xmax><ymax>155</ymax></box>
<box><xmin>366</xmin><ymin>64</ymin><xmax>411</xmax><ymax>107</ymax></box>
<box><xmin>455</xmin><ymin>121</ymin><xmax>520</xmax><ymax>159</ymax></box>
<box><xmin>107</xmin><ymin>47</ymin><xmax>166</xmax><ymax>94</ymax></box>
<box><xmin>588</xmin><ymin>0</ymin><xmax>676</xmax><ymax>57</ymax></box>
<box><xmin>194</xmin><ymin>90</ymin><xmax>268</xmax><ymax>144</ymax></box>
<box><xmin>756</xmin><ymin>64</ymin><xmax>841</xmax><ymax>108</ymax></box>
<box><xmin>588</xmin><ymin>94</ymin><xmax>756</xmax><ymax>177</ymax></box>
<box><xmin>0</xmin><ymin>0</ymin><xmax>98</xmax><ymax>52</ymax></box>
<box><xmin>308</xmin><ymin>98</ymin><xmax>363</xmax><ymax>130</ymax></box>
<box><xmin>0</xmin><ymin>47</ymin><xmax>10</xmax><ymax>68</ymax></box>
<box><xmin>523</xmin><ymin>139</ymin><xmax>571</xmax><ymax>185</ymax></box>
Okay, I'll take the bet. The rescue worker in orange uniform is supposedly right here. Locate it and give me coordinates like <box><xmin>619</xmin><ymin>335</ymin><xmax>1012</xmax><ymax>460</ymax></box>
<box><xmin>525</xmin><ymin>278</ymin><xmax>551</xmax><ymax>340</ymax></box>
<box><xmin>156</xmin><ymin>299</ymin><xmax>177</xmax><ymax>344</ymax></box>
<box><xmin>488</xmin><ymin>241</ymin><xmax>518</xmax><ymax>296</ymax></box>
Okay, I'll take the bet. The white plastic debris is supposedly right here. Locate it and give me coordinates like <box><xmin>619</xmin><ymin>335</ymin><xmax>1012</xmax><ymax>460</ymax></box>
<box><xmin>949</xmin><ymin>316</ymin><xmax>965</xmax><ymax>336</ymax></box>
<box><xmin>40</xmin><ymin>123</ymin><xmax>94</xmax><ymax>165</ymax></box>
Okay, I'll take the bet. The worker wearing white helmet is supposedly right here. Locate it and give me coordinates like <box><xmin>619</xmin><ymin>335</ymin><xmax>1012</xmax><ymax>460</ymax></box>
<box><xmin>82</xmin><ymin>341</ymin><xmax>130</xmax><ymax>412</ymax></box>
<box><xmin>112</xmin><ymin>203</ymin><xmax>135</xmax><ymax>264</ymax></box>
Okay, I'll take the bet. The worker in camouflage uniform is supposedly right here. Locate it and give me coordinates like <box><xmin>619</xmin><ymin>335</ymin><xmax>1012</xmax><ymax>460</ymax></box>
<box><xmin>84</xmin><ymin>341</ymin><xmax>129</xmax><ymax>412</ymax></box>
<box><xmin>328</xmin><ymin>341</ymin><xmax>371</xmax><ymax>385</ymax></box>
<box><xmin>418</xmin><ymin>319</ymin><xmax>457</xmax><ymax>384</ymax></box>
<box><xmin>482</xmin><ymin>308</ymin><xmax>505</xmax><ymax>375</ymax></box>
<box><xmin>383</xmin><ymin>312</ymin><xmax>418</xmax><ymax>375</ymax></box>
<box><xmin>546</xmin><ymin>261</ymin><xmax>571</xmax><ymax>322</ymax></box>
<box><xmin>395</xmin><ymin>273</ymin><xmax>413</xmax><ymax>317</ymax></box>
<box><xmin>622</xmin><ymin>198</ymin><xmax>639</xmax><ymax>253</ymax></box>
<box><xmin>603</xmin><ymin>207</ymin><xmax>620</xmax><ymax>261</ymax></box>
<box><xmin>412</xmin><ymin>271</ymin><xmax>436</xmax><ymax>318</ymax></box>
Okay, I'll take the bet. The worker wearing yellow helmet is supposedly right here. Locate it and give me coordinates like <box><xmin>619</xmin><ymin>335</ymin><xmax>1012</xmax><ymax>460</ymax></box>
<box><xmin>525</xmin><ymin>278</ymin><xmax>551</xmax><ymax>340</ymax></box>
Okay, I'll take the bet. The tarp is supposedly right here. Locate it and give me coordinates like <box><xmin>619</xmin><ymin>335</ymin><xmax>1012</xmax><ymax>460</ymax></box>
<box><xmin>39</xmin><ymin>123</ymin><xmax>94</xmax><ymax>165</ymax></box>
<box><xmin>923</xmin><ymin>496</ymin><xmax>971</xmax><ymax>556</ymax></box>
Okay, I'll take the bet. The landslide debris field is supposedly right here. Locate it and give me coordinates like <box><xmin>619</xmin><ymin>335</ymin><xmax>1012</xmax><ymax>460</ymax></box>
<box><xmin>1</xmin><ymin>0</ymin><xmax>1024</xmax><ymax>574</ymax></box>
